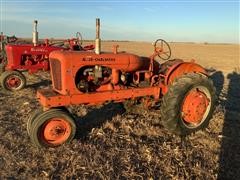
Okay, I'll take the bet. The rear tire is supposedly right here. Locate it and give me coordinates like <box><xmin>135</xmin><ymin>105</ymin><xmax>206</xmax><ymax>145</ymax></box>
<box><xmin>0</xmin><ymin>70</ymin><xmax>26</xmax><ymax>91</ymax></box>
<box><xmin>160</xmin><ymin>73</ymin><xmax>216</xmax><ymax>135</ymax></box>
<box><xmin>29</xmin><ymin>108</ymin><xmax>76</xmax><ymax>148</ymax></box>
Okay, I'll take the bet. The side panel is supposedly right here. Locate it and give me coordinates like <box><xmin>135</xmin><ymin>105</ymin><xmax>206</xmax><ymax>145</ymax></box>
<box><xmin>50</xmin><ymin>53</ymin><xmax>82</xmax><ymax>95</ymax></box>
<box><xmin>37</xmin><ymin>86</ymin><xmax>161</xmax><ymax>108</ymax></box>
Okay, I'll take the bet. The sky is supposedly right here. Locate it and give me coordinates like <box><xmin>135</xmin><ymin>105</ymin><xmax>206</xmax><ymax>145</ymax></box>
<box><xmin>0</xmin><ymin>0</ymin><xmax>239</xmax><ymax>43</ymax></box>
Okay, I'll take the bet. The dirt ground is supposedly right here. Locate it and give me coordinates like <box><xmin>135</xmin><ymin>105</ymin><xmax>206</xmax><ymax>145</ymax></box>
<box><xmin>0</xmin><ymin>41</ymin><xmax>239</xmax><ymax>179</ymax></box>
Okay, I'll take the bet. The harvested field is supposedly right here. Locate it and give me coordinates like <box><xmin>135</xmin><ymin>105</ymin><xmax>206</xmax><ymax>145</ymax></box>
<box><xmin>0</xmin><ymin>41</ymin><xmax>239</xmax><ymax>179</ymax></box>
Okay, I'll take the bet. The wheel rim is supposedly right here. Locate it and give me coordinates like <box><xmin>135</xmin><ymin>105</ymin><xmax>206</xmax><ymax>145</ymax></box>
<box><xmin>5</xmin><ymin>75</ymin><xmax>22</xmax><ymax>89</ymax></box>
<box><xmin>41</xmin><ymin>118</ymin><xmax>71</xmax><ymax>145</ymax></box>
<box><xmin>181</xmin><ymin>86</ymin><xmax>211</xmax><ymax>128</ymax></box>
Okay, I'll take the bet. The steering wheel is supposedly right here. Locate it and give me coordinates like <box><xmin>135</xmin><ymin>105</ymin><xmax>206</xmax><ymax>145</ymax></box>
<box><xmin>76</xmin><ymin>32</ymin><xmax>83</xmax><ymax>46</ymax></box>
<box><xmin>153</xmin><ymin>39</ymin><xmax>171</xmax><ymax>60</ymax></box>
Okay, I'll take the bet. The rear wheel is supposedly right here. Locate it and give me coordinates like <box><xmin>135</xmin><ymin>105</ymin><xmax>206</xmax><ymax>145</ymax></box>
<box><xmin>160</xmin><ymin>73</ymin><xmax>216</xmax><ymax>135</ymax></box>
<box><xmin>0</xmin><ymin>70</ymin><xmax>26</xmax><ymax>91</ymax></box>
<box><xmin>29</xmin><ymin>108</ymin><xmax>76</xmax><ymax>147</ymax></box>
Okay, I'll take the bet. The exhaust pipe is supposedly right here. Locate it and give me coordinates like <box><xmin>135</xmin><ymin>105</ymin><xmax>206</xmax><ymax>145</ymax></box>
<box><xmin>95</xmin><ymin>18</ymin><xmax>101</xmax><ymax>54</ymax></box>
<box><xmin>32</xmin><ymin>20</ymin><xmax>38</xmax><ymax>46</ymax></box>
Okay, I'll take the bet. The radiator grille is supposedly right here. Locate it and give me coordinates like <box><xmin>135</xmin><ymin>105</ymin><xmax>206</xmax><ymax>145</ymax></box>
<box><xmin>50</xmin><ymin>58</ymin><xmax>62</xmax><ymax>91</ymax></box>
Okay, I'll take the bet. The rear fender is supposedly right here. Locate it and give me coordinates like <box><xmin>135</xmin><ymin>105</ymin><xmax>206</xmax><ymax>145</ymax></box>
<box><xmin>164</xmin><ymin>62</ymin><xmax>207</xmax><ymax>85</ymax></box>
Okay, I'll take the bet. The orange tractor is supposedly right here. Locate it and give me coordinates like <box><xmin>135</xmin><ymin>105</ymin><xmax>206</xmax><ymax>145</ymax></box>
<box><xmin>27</xmin><ymin>19</ymin><xmax>216</xmax><ymax>147</ymax></box>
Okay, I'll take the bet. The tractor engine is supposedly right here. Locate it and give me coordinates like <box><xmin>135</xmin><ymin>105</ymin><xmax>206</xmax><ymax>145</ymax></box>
<box><xmin>75</xmin><ymin>64</ymin><xmax>152</xmax><ymax>93</ymax></box>
<box><xmin>74</xmin><ymin>58</ymin><xmax>159</xmax><ymax>93</ymax></box>
<box><xmin>76</xmin><ymin>65</ymin><xmax>112</xmax><ymax>92</ymax></box>
<box><xmin>21</xmin><ymin>54</ymin><xmax>48</xmax><ymax>66</ymax></box>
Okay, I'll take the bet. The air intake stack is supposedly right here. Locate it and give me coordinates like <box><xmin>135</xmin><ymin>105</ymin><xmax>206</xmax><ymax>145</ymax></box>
<box><xmin>95</xmin><ymin>18</ymin><xmax>101</xmax><ymax>54</ymax></box>
<box><xmin>32</xmin><ymin>20</ymin><xmax>38</xmax><ymax>46</ymax></box>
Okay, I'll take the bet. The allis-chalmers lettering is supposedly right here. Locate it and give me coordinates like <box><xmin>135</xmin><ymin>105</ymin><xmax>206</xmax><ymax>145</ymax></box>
<box><xmin>82</xmin><ymin>57</ymin><xmax>115</xmax><ymax>62</ymax></box>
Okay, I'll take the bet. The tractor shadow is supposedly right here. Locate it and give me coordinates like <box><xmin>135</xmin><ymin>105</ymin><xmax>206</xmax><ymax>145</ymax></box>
<box><xmin>25</xmin><ymin>72</ymin><xmax>52</xmax><ymax>90</ymax></box>
<box><xmin>209</xmin><ymin>70</ymin><xmax>224</xmax><ymax>103</ymax></box>
<box><xmin>26</xmin><ymin>79</ymin><xmax>51</xmax><ymax>90</ymax></box>
<box><xmin>218</xmin><ymin>71</ymin><xmax>240</xmax><ymax>179</ymax></box>
<box><xmin>73</xmin><ymin>103</ymin><xmax>125</xmax><ymax>140</ymax></box>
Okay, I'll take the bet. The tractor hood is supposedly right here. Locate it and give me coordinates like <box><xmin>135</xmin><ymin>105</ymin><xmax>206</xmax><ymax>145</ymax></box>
<box><xmin>48</xmin><ymin>50</ymin><xmax>151</xmax><ymax>95</ymax></box>
<box><xmin>49</xmin><ymin>50</ymin><xmax>150</xmax><ymax>72</ymax></box>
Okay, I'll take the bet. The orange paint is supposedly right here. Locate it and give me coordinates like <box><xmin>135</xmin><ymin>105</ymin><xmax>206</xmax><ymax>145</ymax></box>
<box><xmin>37</xmin><ymin>86</ymin><xmax>160</xmax><ymax>108</ymax></box>
<box><xmin>182</xmin><ymin>89</ymin><xmax>209</xmax><ymax>124</ymax></box>
<box><xmin>42</xmin><ymin>118</ymin><xmax>71</xmax><ymax>145</ymax></box>
<box><xmin>165</xmin><ymin>62</ymin><xmax>207</xmax><ymax>85</ymax></box>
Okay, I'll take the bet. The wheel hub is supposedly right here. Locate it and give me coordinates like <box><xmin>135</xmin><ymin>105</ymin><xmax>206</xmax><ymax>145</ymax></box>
<box><xmin>6</xmin><ymin>76</ymin><xmax>21</xmax><ymax>88</ymax></box>
<box><xmin>182</xmin><ymin>89</ymin><xmax>209</xmax><ymax>124</ymax></box>
<box><xmin>43</xmin><ymin>119</ymin><xmax>71</xmax><ymax>145</ymax></box>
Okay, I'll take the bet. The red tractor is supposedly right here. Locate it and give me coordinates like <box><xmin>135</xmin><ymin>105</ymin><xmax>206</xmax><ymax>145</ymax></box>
<box><xmin>0</xmin><ymin>20</ymin><xmax>94</xmax><ymax>91</ymax></box>
<box><xmin>27</xmin><ymin>19</ymin><xmax>216</xmax><ymax>148</ymax></box>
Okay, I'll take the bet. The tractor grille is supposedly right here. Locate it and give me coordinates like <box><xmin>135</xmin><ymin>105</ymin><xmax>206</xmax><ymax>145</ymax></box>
<box><xmin>50</xmin><ymin>58</ymin><xmax>62</xmax><ymax>91</ymax></box>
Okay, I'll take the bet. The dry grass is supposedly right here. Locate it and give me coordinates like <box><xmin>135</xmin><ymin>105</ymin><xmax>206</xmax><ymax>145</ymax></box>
<box><xmin>0</xmin><ymin>41</ymin><xmax>239</xmax><ymax>179</ymax></box>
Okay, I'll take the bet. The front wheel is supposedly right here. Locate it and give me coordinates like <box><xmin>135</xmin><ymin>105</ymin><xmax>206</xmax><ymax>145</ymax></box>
<box><xmin>27</xmin><ymin>108</ymin><xmax>43</xmax><ymax>136</ymax></box>
<box><xmin>0</xmin><ymin>70</ymin><xmax>26</xmax><ymax>91</ymax></box>
<box><xmin>160</xmin><ymin>73</ymin><xmax>216</xmax><ymax>135</ymax></box>
<box><xmin>29</xmin><ymin>108</ymin><xmax>76</xmax><ymax>147</ymax></box>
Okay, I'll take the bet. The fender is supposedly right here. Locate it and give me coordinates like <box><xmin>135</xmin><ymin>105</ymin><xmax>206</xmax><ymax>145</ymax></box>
<box><xmin>164</xmin><ymin>61</ymin><xmax>207</xmax><ymax>85</ymax></box>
